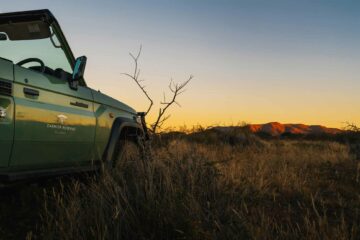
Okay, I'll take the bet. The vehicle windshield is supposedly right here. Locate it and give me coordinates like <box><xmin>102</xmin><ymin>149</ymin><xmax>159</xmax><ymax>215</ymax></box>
<box><xmin>0</xmin><ymin>24</ymin><xmax>73</xmax><ymax>74</ymax></box>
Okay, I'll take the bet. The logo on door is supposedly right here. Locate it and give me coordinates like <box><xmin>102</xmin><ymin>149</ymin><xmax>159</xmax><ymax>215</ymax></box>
<box><xmin>57</xmin><ymin>114</ymin><xmax>68</xmax><ymax>125</ymax></box>
<box><xmin>0</xmin><ymin>107</ymin><xmax>6</xmax><ymax>118</ymax></box>
<box><xmin>47</xmin><ymin>114</ymin><xmax>75</xmax><ymax>133</ymax></box>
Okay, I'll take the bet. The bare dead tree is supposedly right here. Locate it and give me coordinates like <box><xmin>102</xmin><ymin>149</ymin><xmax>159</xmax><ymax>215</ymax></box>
<box><xmin>122</xmin><ymin>45</ymin><xmax>153</xmax><ymax>115</ymax></box>
<box><xmin>123</xmin><ymin>46</ymin><xmax>192</xmax><ymax>133</ymax></box>
<box><xmin>345</xmin><ymin>122</ymin><xmax>360</xmax><ymax>132</ymax></box>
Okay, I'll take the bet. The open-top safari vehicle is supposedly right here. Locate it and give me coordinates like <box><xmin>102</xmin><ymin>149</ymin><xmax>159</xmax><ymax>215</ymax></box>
<box><xmin>0</xmin><ymin>9</ymin><xmax>148</xmax><ymax>182</ymax></box>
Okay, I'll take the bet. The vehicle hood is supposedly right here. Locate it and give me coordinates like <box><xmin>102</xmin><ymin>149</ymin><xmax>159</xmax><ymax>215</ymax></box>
<box><xmin>90</xmin><ymin>89</ymin><xmax>137</xmax><ymax>115</ymax></box>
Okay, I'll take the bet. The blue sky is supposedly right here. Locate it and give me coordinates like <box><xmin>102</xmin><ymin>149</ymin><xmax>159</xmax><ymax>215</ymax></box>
<box><xmin>2</xmin><ymin>1</ymin><xmax>359</xmax><ymax>127</ymax></box>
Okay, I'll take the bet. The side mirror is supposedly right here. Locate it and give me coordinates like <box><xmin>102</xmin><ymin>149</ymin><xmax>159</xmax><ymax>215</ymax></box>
<box><xmin>70</xmin><ymin>56</ymin><xmax>87</xmax><ymax>90</ymax></box>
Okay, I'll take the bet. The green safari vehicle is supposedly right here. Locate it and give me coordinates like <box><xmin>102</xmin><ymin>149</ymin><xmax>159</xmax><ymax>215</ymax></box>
<box><xmin>0</xmin><ymin>9</ymin><xmax>148</xmax><ymax>182</ymax></box>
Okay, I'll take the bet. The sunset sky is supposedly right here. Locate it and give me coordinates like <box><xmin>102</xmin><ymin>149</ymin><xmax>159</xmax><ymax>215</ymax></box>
<box><xmin>2</xmin><ymin>1</ymin><xmax>359</xmax><ymax>128</ymax></box>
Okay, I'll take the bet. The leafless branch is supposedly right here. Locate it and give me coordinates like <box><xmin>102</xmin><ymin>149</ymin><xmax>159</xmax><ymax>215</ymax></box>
<box><xmin>345</xmin><ymin>122</ymin><xmax>360</xmax><ymax>132</ymax></box>
<box><xmin>123</xmin><ymin>45</ymin><xmax>193</xmax><ymax>133</ymax></box>
<box><xmin>122</xmin><ymin>45</ymin><xmax>153</xmax><ymax>115</ymax></box>
<box><xmin>151</xmin><ymin>75</ymin><xmax>193</xmax><ymax>133</ymax></box>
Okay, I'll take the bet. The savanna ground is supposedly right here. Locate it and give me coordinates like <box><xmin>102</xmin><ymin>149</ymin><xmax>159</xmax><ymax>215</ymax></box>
<box><xmin>1</xmin><ymin>128</ymin><xmax>360</xmax><ymax>240</ymax></box>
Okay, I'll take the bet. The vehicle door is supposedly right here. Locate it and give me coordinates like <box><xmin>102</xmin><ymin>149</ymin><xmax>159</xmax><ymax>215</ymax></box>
<box><xmin>10</xmin><ymin>65</ymin><xmax>96</xmax><ymax>169</ymax></box>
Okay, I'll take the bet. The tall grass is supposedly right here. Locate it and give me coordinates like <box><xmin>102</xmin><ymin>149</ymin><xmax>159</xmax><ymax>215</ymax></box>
<box><xmin>38</xmin><ymin>134</ymin><xmax>360</xmax><ymax>239</ymax></box>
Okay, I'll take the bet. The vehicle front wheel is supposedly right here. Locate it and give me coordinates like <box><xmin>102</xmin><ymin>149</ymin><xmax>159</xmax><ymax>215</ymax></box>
<box><xmin>112</xmin><ymin>139</ymin><xmax>142</xmax><ymax>172</ymax></box>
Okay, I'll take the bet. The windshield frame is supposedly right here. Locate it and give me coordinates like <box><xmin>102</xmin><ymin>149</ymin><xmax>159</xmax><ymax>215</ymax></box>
<box><xmin>0</xmin><ymin>9</ymin><xmax>87</xmax><ymax>86</ymax></box>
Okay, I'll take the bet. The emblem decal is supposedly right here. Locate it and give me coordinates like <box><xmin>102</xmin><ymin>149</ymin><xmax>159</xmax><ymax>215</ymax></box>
<box><xmin>47</xmin><ymin>114</ymin><xmax>76</xmax><ymax>133</ymax></box>
<box><xmin>0</xmin><ymin>107</ymin><xmax>6</xmax><ymax>118</ymax></box>
<box><xmin>57</xmin><ymin>114</ymin><xmax>68</xmax><ymax>125</ymax></box>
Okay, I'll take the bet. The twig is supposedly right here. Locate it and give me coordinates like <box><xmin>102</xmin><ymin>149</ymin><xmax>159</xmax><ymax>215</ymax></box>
<box><xmin>122</xmin><ymin>45</ymin><xmax>153</xmax><ymax>115</ymax></box>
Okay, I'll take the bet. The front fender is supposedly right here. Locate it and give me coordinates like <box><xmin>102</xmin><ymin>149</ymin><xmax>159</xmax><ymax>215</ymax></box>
<box><xmin>103</xmin><ymin>117</ymin><xmax>143</xmax><ymax>163</ymax></box>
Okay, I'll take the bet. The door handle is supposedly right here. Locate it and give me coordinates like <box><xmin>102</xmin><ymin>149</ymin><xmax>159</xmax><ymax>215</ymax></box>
<box><xmin>23</xmin><ymin>88</ymin><xmax>39</xmax><ymax>96</ymax></box>
<box><xmin>70</xmin><ymin>101</ymin><xmax>88</xmax><ymax>108</ymax></box>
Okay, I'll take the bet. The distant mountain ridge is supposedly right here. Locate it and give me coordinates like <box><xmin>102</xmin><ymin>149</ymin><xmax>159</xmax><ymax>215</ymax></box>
<box><xmin>211</xmin><ymin>122</ymin><xmax>342</xmax><ymax>136</ymax></box>
<box><xmin>246</xmin><ymin>122</ymin><xmax>342</xmax><ymax>136</ymax></box>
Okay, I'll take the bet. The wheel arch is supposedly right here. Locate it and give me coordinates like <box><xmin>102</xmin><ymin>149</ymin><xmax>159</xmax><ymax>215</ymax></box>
<box><xmin>103</xmin><ymin>117</ymin><xmax>144</xmax><ymax>163</ymax></box>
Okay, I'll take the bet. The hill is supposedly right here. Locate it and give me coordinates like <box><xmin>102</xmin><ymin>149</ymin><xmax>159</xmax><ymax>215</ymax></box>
<box><xmin>214</xmin><ymin>122</ymin><xmax>342</xmax><ymax>137</ymax></box>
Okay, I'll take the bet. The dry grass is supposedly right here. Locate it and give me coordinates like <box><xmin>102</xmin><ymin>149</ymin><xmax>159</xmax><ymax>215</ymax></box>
<box><xmin>37</xmin><ymin>133</ymin><xmax>360</xmax><ymax>240</ymax></box>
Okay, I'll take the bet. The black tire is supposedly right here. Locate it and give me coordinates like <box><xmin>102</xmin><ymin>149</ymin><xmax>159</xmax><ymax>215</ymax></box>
<box><xmin>112</xmin><ymin>139</ymin><xmax>142</xmax><ymax>171</ymax></box>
